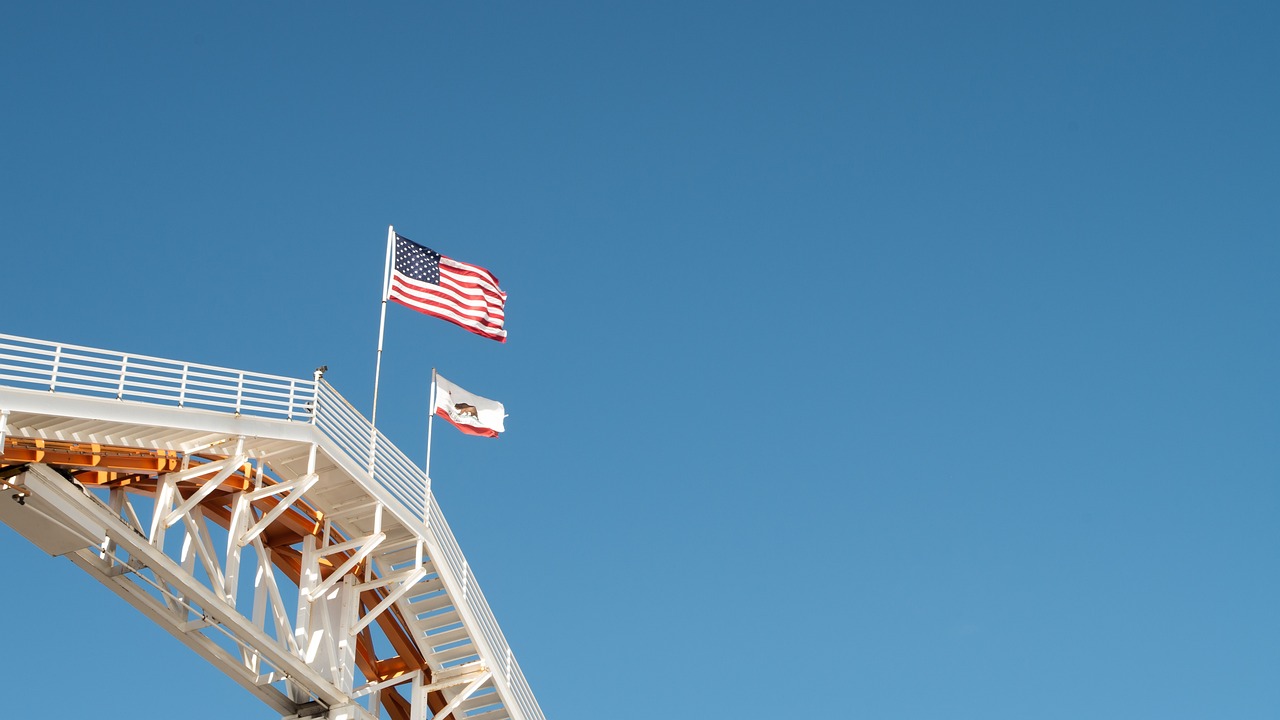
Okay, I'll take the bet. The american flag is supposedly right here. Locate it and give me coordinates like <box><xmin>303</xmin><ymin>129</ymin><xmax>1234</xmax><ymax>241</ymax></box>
<box><xmin>387</xmin><ymin>234</ymin><xmax>507</xmax><ymax>342</ymax></box>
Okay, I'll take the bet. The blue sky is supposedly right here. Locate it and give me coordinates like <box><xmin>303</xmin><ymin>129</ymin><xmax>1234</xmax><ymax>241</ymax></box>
<box><xmin>2</xmin><ymin>2</ymin><xmax>1278</xmax><ymax>718</ymax></box>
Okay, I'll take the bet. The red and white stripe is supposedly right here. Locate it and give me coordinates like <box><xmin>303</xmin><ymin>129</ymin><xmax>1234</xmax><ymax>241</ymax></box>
<box><xmin>389</xmin><ymin>256</ymin><xmax>507</xmax><ymax>342</ymax></box>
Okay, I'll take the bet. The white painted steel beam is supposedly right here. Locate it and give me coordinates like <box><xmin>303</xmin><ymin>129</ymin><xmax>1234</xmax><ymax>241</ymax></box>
<box><xmin>163</xmin><ymin>452</ymin><xmax>248</xmax><ymax>527</ymax></box>
<box><xmin>15</xmin><ymin>464</ymin><xmax>351</xmax><ymax>708</ymax></box>
<box><xmin>166</xmin><ymin>454</ymin><xmax>242</xmax><ymax>483</ymax></box>
<box><xmin>350</xmin><ymin>669</ymin><xmax>421</xmax><ymax>700</ymax></box>
<box><xmin>354</xmin><ymin>564</ymin><xmax>424</xmax><ymax>593</ymax></box>
<box><xmin>65</xmin><ymin>548</ymin><xmax>299</xmax><ymax>715</ymax></box>
<box><xmin>244</xmin><ymin>471</ymin><xmax>318</xmax><ymax>502</ymax></box>
<box><xmin>419</xmin><ymin>667</ymin><xmax>491</xmax><ymax>695</ymax></box>
<box><xmin>350</xmin><ymin>566</ymin><xmax>426</xmax><ymax>636</ymax></box>
<box><xmin>308</xmin><ymin>532</ymin><xmax>385</xmax><ymax>602</ymax></box>
<box><xmin>427</xmin><ymin>670</ymin><xmax>492</xmax><ymax>720</ymax></box>
<box><xmin>239</xmin><ymin>472</ymin><xmax>320</xmax><ymax>547</ymax></box>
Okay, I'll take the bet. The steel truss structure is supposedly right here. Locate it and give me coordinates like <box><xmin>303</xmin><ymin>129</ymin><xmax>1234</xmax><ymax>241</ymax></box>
<box><xmin>0</xmin><ymin>334</ymin><xmax>544</xmax><ymax>720</ymax></box>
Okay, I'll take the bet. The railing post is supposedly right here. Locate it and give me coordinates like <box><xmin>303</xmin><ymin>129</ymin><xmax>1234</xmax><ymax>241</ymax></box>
<box><xmin>49</xmin><ymin>345</ymin><xmax>62</xmax><ymax>392</ymax></box>
<box><xmin>117</xmin><ymin>356</ymin><xmax>129</xmax><ymax>400</ymax></box>
<box><xmin>422</xmin><ymin>481</ymin><xmax>432</xmax><ymax>527</ymax></box>
<box><xmin>311</xmin><ymin>369</ymin><xmax>324</xmax><ymax>425</ymax></box>
<box><xmin>178</xmin><ymin>363</ymin><xmax>189</xmax><ymax>407</ymax></box>
<box><xmin>410</xmin><ymin>670</ymin><xmax>429</xmax><ymax>720</ymax></box>
<box><xmin>505</xmin><ymin>647</ymin><xmax>513</xmax><ymax>690</ymax></box>
<box><xmin>287</xmin><ymin>379</ymin><xmax>297</xmax><ymax>421</ymax></box>
<box><xmin>235</xmin><ymin>372</ymin><xmax>244</xmax><ymax>415</ymax></box>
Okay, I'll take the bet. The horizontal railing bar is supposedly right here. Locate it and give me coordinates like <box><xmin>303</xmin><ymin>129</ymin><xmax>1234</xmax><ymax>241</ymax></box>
<box><xmin>171</xmin><ymin>388</ymin><xmax>303</xmax><ymax>406</ymax></box>
<box><xmin>43</xmin><ymin>379</ymin><xmax>296</xmax><ymax>407</ymax></box>
<box><xmin>318</xmin><ymin>415</ymin><xmax>366</xmax><ymax>447</ymax></box>
<box><xmin>33</xmin><ymin>381</ymin><xmax>119</xmax><ymax>395</ymax></box>
<box><xmin>116</xmin><ymin>378</ymin><xmax>186</xmax><ymax>391</ymax></box>
<box><xmin>40</xmin><ymin>363</ymin><xmax>125</xmax><ymax>378</ymax></box>
<box><xmin>117</xmin><ymin>389</ymin><xmax>194</xmax><ymax>404</ymax></box>
<box><xmin>178</xmin><ymin>388</ymin><xmax>312</xmax><ymax>405</ymax></box>
<box><xmin>0</xmin><ymin>342</ymin><xmax>59</xmax><ymax>356</ymax></box>
<box><xmin>180</xmin><ymin>398</ymin><xmax>260</xmax><ymax>412</ymax></box>
<box><xmin>8</xmin><ymin>365</ymin><xmax>311</xmax><ymax>399</ymax></box>
<box><xmin>114</xmin><ymin>392</ymin><xmax>303</xmax><ymax>417</ymax></box>
<box><xmin>35</xmin><ymin>357</ymin><xmax>137</xmax><ymax>373</ymax></box>
<box><xmin>164</xmin><ymin>373</ymin><xmax>311</xmax><ymax>392</ymax></box>
<box><xmin>177</xmin><ymin>372</ymin><xmax>301</xmax><ymax>391</ymax></box>
<box><xmin>0</xmin><ymin>371</ymin><xmax>50</xmax><ymax>385</ymax></box>
<box><xmin>0</xmin><ymin>351</ymin><xmax>58</xmax><ymax>366</ymax></box>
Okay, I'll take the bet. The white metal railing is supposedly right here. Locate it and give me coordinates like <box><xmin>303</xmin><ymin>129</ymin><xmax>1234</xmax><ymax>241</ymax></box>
<box><xmin>425</xmin><ymin>496</ymin><xmax>545</xmax><ymax>720</ymax></box>
<box><xmin>0</xmin><ymin>332</ymin><xmax>543</xmax><ymax>720</ymax></box>
<box><xmin>313</xmin><ymin>381</ymin><xmax>430</xmax><ymax>517</ymax></box>
<box><xmin>0</xmin><ymin>333</ymin><xmax>315</xmax><ymax>420</ymax></box>
<box><xmin>314</xmin><ymin>379</ymin><xmax>545</xmax><ymax>720</ymax></box>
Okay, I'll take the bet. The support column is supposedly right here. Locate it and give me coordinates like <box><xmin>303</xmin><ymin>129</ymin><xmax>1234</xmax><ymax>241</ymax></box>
<box><xmin>294</xmin><ymin>533</ymin><xmax>320</xmax><ymax>703</ymax></box>
<box><xmin>335</xmin><ymin>575</ymin><xmax>359</xmax><ymax>694</ymax></box>
<box><xmin>410</xmin><ymin>673</ymin><xmax>429</xmax><ymax>720</ymax></box>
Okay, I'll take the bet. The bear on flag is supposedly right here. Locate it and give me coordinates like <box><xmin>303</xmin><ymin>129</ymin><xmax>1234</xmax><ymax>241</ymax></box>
<box><xmin>433</xmin><ymin>372</ymin><xmax>505</xmax><ymax>438</ymax></box>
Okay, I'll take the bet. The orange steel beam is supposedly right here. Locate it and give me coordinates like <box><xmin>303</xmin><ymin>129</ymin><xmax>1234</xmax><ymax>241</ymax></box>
<box><xmin>1</xmin><ymin>439</ymin><xmax>181</xmax><ymax>473</ymax></box>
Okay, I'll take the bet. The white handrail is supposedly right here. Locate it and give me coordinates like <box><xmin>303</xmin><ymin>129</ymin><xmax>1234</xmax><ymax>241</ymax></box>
<box><xmin>0</xmin><ymin>334</ymin><xmax>316</xmax><ymax>420</ymax></box>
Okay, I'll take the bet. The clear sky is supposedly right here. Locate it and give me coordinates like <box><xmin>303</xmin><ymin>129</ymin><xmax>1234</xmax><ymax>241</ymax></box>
<box><xmin>2</xmin><ymin>2</ymin><xmax>1278</xmax><ymax>718</ymax></box>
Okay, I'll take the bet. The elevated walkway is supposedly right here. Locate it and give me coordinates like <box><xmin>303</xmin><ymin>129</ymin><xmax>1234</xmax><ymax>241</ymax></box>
<box><xmin>0</xmin><ymin>333</ymin><xmax>544</xmax><ymax>720</ymax></box>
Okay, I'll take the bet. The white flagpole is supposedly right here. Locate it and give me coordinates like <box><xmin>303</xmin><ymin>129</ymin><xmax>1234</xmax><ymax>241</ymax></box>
<box><xmin>370</xmin><ymin>225</ymin><xmax>395</xmax><ymax>474</ymax></box>
<box><xmin>425</xmin><ymin>367</ymin><xmax>437</xmax><ymax>497</ymax></box>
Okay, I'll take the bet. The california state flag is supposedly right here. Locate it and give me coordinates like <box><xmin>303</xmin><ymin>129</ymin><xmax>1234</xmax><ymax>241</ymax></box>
<box><xmin>433</xmin><ymin>372</ymin><xmax>506</xmax><ymax>438</ymax></box>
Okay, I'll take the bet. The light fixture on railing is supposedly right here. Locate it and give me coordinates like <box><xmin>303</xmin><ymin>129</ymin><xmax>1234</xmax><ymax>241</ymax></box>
<box><xmin>314</xmin><ymin>365</ymin><xmax>328</xmax><ymax>379</ymax></box>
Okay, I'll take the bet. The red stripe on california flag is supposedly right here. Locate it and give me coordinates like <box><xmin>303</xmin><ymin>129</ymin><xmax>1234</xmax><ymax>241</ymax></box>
<box><xmin>435</xmin><ymin>407</ymin><xmax>500</xmax><ymax>437</ymax></box>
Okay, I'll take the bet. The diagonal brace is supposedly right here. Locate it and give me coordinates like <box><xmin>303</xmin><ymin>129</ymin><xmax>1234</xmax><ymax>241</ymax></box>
<box><xmin>244</xmin><ymin>471</ymin><xmax>317</xmax><ymax>502</ymax></box>
<box><xmin>166</xmin><ymin>454</ymin><xmax>239</xmax><ymax>484</ymax></box>
<box><xmin>237</xmin><ymin>473</ymin><xmax>319</xmax><ymax>548</ymax></box>
<box><xmin>307</xmin><ymin>532</ymin><xmax>386</xmax><ymax>602</ymax></box>
<box><xmin>350</xmin><ymin>566</ymin><xmax>426</xmax><ymax>636</ymax></box>
<box><xmin>429</xmin><ymin>669</ymin><xmax>492</xmax><ymax>720</ymax></box>
<box><xmin>164</xmin><ymin>453</ymin><xmax>247</xmax><ymax>527</ymax></box>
